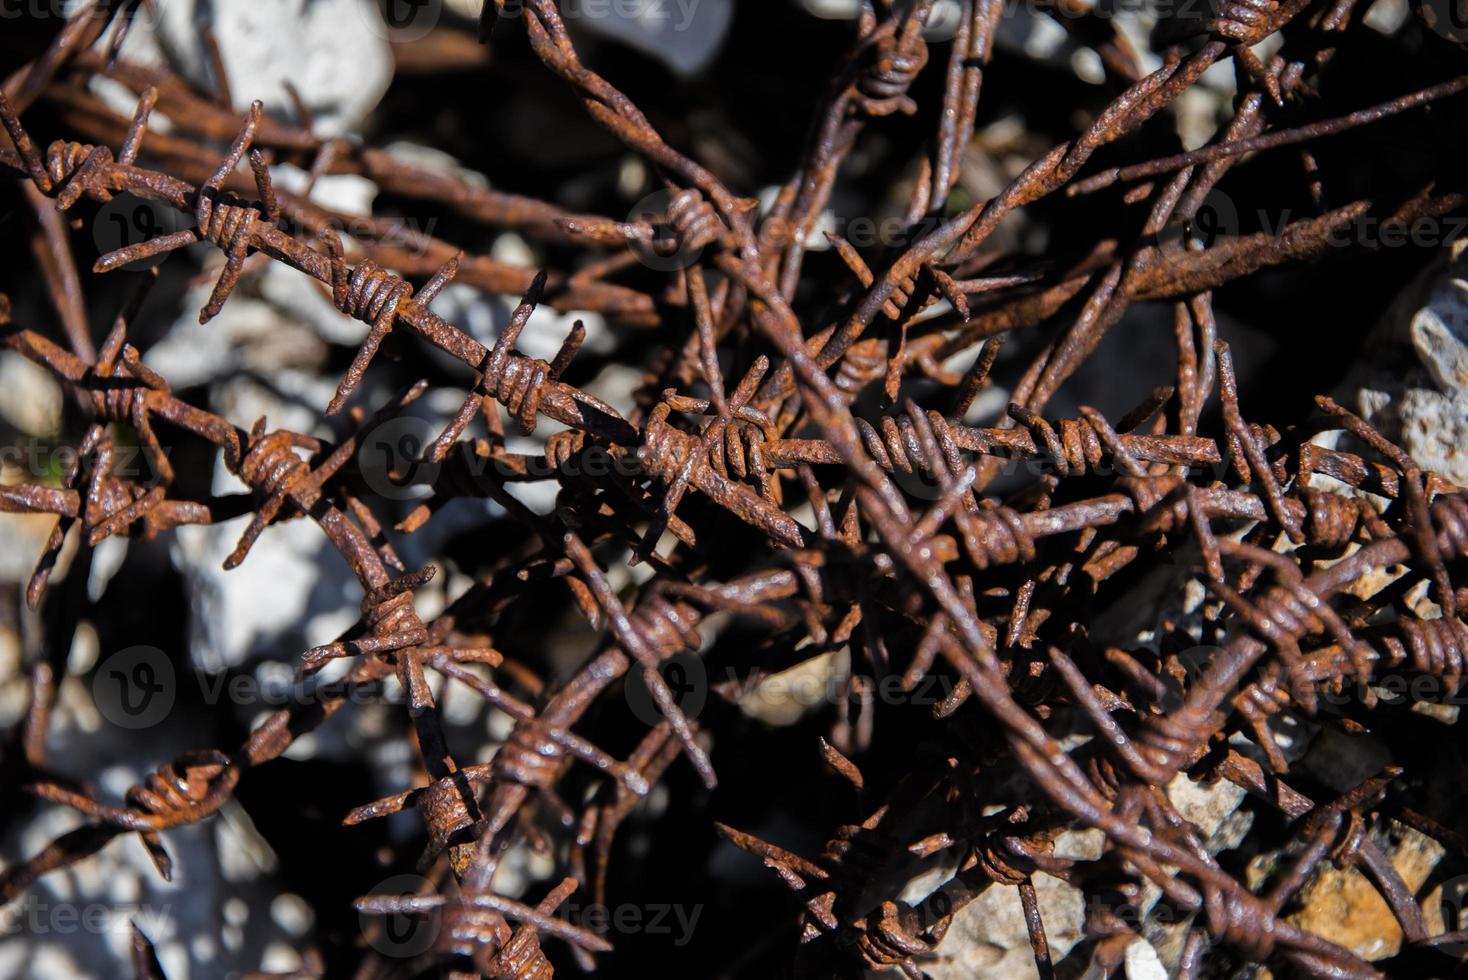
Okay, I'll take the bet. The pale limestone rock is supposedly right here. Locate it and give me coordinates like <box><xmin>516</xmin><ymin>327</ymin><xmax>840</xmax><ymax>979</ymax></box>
<box><xmin>0</xmin><ymin>350</ymin><xmax>62</xmax><ymax>437</ymax></box>
<box><xmin>168</xmin><ymin>374</ymin><xmax>359</xmax><ymax>672</ymax></box>
<box><xmin>1347</xmin><ymin>263</ymin><xmax>1468</xmax><ymax>488</ymax></box>
<box><xmin>925</xmin><ymin>872</ymin><xmax>1085</xmax><ymax>979</ymax></box>
<box><xmin>1124</xmin><ymin>938</ymin><xmax>1169</xmax><ymax>980</ymax></box>
<box><xmin>737</xmin><ymin>649</ymin><xmax>842</xmax><ymax>726</ymax></box>
<box><xmin>113</xmin><ymin>0</ymin><xmax>392</xmax><ymax>136</ymax></box>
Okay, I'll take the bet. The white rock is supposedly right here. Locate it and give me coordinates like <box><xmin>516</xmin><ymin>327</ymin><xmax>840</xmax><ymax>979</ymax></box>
<box><xmin>382</xmin><ymin>142</ymin><xmax>491</xmax><ymax>191</ymax></box>
<box><xmin>1412</xmin><ymin>293</ymin><xmax>1468</xmax><ymax>393</ymax></box>
<box><xmin>143</xmin><ymin>279</ymin><xmax>327</xmax><ymax>388</ymax></box>
<box><xmin>0</xmin><ymin>512</ymin><xmax>63</xmax><ymax>587</ymax></box>
<box><xmin>0</xmin><ymin>350</ymin><xmax>62</xmax><ymax>436</ymax></box>
<box><xmin>800</xmin><ymin>0</ymin><xmax>965</xmax><ymax>41</ymax></box>
<box><xmin>1124</xmin><ymin>938</ymin><xmax>1169</xmax><ymax>980</ymax></box>
<box><xmin>270</xmin><ymin>894</ymin><xmax>314</xmax><ymax>937</ymax></box>
<box><xmin>174</xmin><ymin>513</ymin><xmax>360</xmax><ymax>672</ymax></box>
<box><xmin>260</xmin><ymin>942</ymin><xmax>303</xmax><ymax>973</ymax></box>
<box><xmin>1348</xmin><ymin>266</ymin><xmax>1468</xmax><ymax>487</ymax></box>
<box><xmin>87</xmin><ymin>536</ymin><xmax>129</xmax><ymax>603</ymax></box>
<box><xmin>926</xmin><ymin>872</ymin><xmax>1085</xmax><ymax>979</ymax></box>
<box><xmin>169</xmin><ymin>375</ymin><xmax>358</xmax><ymax>672</ymax></box>
<box><xmin>114</xmin><ymin>0</ymin><xmax>392</xmax><ymax>135</ymax></box>
<box><xmin>574</xmin><ymin>0</ymin><xmax>735</xmax><ymax>76</ymax></box>
<box><xmin>1395</xmin><ymin>387</ymin><xmax>1468</xmax><ymax>482</ymax></box>
<box><xmin>1166</xmin><ymin>772</ymin><xmax>1247</xmax><ymax>843</ymax></box>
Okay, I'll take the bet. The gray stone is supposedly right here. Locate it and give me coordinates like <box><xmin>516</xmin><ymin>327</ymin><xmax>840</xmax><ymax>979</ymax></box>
<box><xmin>113</xmin><ymin>0</ymin><xmax>392</xmax><ymax>136</ymax></box>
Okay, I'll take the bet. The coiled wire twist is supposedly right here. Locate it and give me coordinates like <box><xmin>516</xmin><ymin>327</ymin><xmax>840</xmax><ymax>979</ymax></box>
<box><xmin>301</xmin><ymin>567</ymin><xmax>434</xmax><ymax>674</ymax></box>
<box><xmin>1202</xmin><ymin>885</ymin><xmax>1275</xmax><ymax>962</ymax></box>
<box><xmin>31</xmin><ymin>750</ymin><xmax>238</xmax><ymax>881</ymax></box>
<box><xmin>29</xmin><ymin>88</ymin><xmax>157</xmax><ymax>210</ymax></box>
<box><xmin>663</xmin><ymin>189</ymin><xmax>730</xmax><ymax>253</ymax></box>
<box><xmin>1299</xmin><ymin>487</ymin><xmax>1372</xmax><ymax>551</ymax></box>
<box><xmin>195</xmin><ymin>191</ymin><xmax>259</xmax><ymax>262</ymax></box>
<box><xmin>1432</xmin><ymin>494</ymin><xmax>1468</xmax><ymax>557</ymax></box>
<box><xmin>125</xmin><ymin>753</ymin><xmax>237</xmax><ymax>828</ymax></box>
<box><xmin>836</xmin><ymin>337</ymin><xmax>888</xmax><ymax>398</ymax></box>
<box><xmin>1212</xmin><ymin>0</ymin><xmax>1283</xmax><ymax>45</ymax></box>
<box><xmin>855</xmin><ymin>408</ymin><xmax>954</xmax><ymax>478</ymax></box>
<box><xmin>325</xmin><ymin>239</ymin><xmax>420</xmax><ymax>415</ymax></box>
<box><xmin>221</xmin><ymin>422</ymin><xmax>325</xmax><ymax>568</ymax></box>
<box><xmin>492</xmin><ymin>719</ymin><xmax>567</xmax><ymax>791</ymax></box>
<box><xmin>850</xmin><ymin>902</ymin><xmax>934</xmax><ymax>969</ymax></box>
<box><xmin>975</xmin><ymin>833</ymin><xmax>1035</xmax><ymax>887</ymax></box>
<box><xmin>854</xmin><ymin>14</ymin><xmax>929</xmax><ymax>116</ymax></box>
<box><xmin>482</xmin><ymin>348</ymin><xmax>554</xmax><ymax>436</ymax></box>
<box><xmin>1008</xmin><ymin>405</ymin><xmax>1149</xmax><ymax>479</ymax></box>
<box><xmin>44</xmin><ymin>140</ymin><xmax>115</xmax><ymax>207</ymax></box>
<box><xmin>1378</xmin><ymin>616</ymin><xmax>1468</xmax><ymax>687</ymax></box>
<box><xmin>638</xmin><ymin>406</ymin><xmax>708</xmax><ymax>486</ymax></box>
<box><xmin>88</xmin><ymin>380</ymin><xmax>146</xmax><ymax>428</ymax></box>
<box><xmin>238</xmin><ymin>429</ymin><xmax>311</xmax><ymax>503</ymax></box>
<box><xmin>705</xmin><ymin>417</ymin><xmax>772</xmax><ymax>483</ymax></box>
<box><xmin>630</xmin><ymin>593</ymin><xmax>704</xmax><ymax>660</ymax></box>
<box><xmin>436</xmin><ymin>899</ymin><xmax>515</xmax><ymax>971</ymax></box>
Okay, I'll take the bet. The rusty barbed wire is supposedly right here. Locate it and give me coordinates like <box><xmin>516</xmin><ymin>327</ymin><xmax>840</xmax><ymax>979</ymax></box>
<box><xmin>2</xmin><ymin>0</ymin><xmax>1468</xmax><ymax>976</ymax></box>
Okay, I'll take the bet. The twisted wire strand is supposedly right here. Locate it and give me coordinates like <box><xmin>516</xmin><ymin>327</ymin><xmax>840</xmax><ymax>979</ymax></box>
<box><xmin>664</xmin><ymin>188</ymin><xmax>730</xmax><ymax>253</ymax></box>
<box><xmin>1213</xmin><ymin>0</ymin><xmax>1287</xmax><ymax>45</ymax></box>
<box><xmin>851</xmin><ymin>901</ymin><xmax>934</xmax><ymax>970</ymax></box>
<box><xmin>853</xmin><ymin>10</ymin><xmax>931</xmax><ymax>116</ymax></box>
<box><xmin>705</xmin><ymin>416</ymin><xmax>772</xmax><ymax>483</ymax></box>
<box><xmin>301</xmin><ymin>567</ymin><xmax>434</xmax><ymax>672</ymax></box>
<box><xmin>492</xmin><ymin>718</ymin><xmax>569</xmax><ymax>791</ymax></box>
<box><xmin>1372</xmin><ymin>616</ymin><xmax>1468</xmax><ymax>686</ymax></box>
<box><xmin>44</xmin><ymin>140</ymin><xmax>115</xmax><ymax>208</ymax></box>
<box><xmin>29</xmin><ymin>751</ymin><xmax>238</xmax><ymax>881</ymax></box>
<box><xmin>8</xmin><ymin>8</ymin><xmax>1468</xmax><ymax>978</ymax></box>
<box><xmin>835</xmin><ymin>337</ymin><xmax>888</xmax><ymax>398</ymax></box>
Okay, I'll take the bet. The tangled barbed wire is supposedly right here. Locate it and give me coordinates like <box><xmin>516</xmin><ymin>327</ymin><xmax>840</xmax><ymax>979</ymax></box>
<box><xmin>3</xmin><ymin>0</ymin><xmax>1468</xmax><ymax>975</ymax></box>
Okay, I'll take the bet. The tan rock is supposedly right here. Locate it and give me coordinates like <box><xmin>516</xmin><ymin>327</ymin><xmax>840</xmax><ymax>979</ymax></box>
<box><xmin>926</xmin><ymin>874</ymin><xmax>1085</xmax><ymax>980</ymax></box>
<box><xmin>1287</xmin><ymin>822</ymin><xmax>1444</xmax><ymax>961</ymax></box>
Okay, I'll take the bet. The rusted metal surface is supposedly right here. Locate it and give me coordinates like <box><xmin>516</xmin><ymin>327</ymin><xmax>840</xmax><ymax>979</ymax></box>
<box><xmin>1</xmin><ymin>0</ymin><xmax>1468</xmax><ymax>976</ymax></box>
